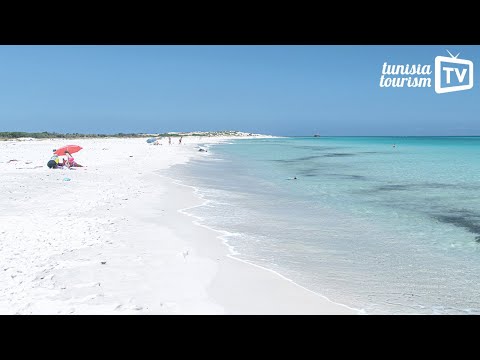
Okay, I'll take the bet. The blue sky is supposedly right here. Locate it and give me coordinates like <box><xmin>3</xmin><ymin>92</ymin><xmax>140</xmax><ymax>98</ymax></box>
<box><xmin>0</xmin><ymin>45</ymin><xmax>478</xmax><ymax>136</ymax></box>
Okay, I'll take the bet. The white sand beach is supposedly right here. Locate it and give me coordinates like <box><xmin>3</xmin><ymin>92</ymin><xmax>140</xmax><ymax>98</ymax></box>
<box><xmin>0</xmin><ymin>136</ymin><xmax>357</xmax><ymax>314</ymax></box>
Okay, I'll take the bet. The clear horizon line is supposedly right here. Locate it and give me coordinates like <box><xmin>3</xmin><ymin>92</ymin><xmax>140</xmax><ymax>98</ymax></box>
<box><xmin>3</xmin><ymin>131</ymin><xmax>480</xmax><ymax>138</ymax></box>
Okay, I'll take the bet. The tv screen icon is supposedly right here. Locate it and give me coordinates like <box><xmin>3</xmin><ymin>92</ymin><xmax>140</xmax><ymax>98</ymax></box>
<box><xmin>435</xmin><ymin>55</ymin><xmax>474</xmax><ymax>94</ymax></box>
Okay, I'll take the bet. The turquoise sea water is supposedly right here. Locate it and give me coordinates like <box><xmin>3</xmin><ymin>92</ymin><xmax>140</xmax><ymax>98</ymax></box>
<box><xmin>169</xmin><ymin>137</ymin><xmax>480</xmax><ymax>314</ymax></box>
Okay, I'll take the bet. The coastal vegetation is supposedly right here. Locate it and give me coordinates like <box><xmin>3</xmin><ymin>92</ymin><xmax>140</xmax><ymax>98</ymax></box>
<box><xmin>0</xmin><ymin>130</ymin><xmax>256</xmax><ymax>140</ymax></box>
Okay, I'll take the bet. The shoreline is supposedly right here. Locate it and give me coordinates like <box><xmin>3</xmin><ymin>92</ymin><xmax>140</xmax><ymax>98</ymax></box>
<box><xmin>0</xmin><ymin>136</ymin><xmax>358</xmax><ymax>314</ymax></box>
<box><xmin>167</xmin><ymin>174</ymin><xmax>361</xmax><ymax>314</ymax></box>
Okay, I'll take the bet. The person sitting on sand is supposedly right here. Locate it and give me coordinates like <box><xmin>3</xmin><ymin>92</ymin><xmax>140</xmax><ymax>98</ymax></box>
<box><xmin>65</xmin><ymin>151</ymin><xmax>83</xmax><ymax>167</ymax></box>
<box><xmin>63</xmin><ymin>156</ymin><xmax>71</xmax><ymax>169</ymax></box>
<box><xmin>47</xmin><ymin>150</ymin><xmax>60</xmax><ymax>169</ymax></box>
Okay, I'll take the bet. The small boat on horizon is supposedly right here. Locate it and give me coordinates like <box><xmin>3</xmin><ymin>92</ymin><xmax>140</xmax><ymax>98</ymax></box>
<box><xmin>313</xmin><ymin>134</ymin><xmax>321</xmax><ymax>137</ymax></box>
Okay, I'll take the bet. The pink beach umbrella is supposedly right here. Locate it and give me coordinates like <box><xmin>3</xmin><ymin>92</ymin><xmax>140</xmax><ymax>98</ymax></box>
<box><xmin>54</xmin><ymin>145</ymin><xmax>83</xmax><ymax>156</ymax></box>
